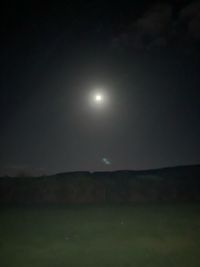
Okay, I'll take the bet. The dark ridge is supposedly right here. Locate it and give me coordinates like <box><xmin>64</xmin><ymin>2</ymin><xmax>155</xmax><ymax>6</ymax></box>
<box><xmin>54</xmin><ymin>164</ymin><xmax>200</xmax><ymax>177</ymax></box>
<box><xmin>0</xmin><ymin>165</ymin><xmax>200</xmax><ymax>204</ymax></box>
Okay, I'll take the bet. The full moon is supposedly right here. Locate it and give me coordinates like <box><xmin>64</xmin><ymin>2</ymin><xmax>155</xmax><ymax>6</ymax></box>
<box><xmin>89</xmin><ymin>89</ymin><xmax>109</xmax><ymax>109</ymax></box>
<box><xmin>95</xmin><ymin>94</ymin><xmax>103</xmax><ymax>102</ymax></box>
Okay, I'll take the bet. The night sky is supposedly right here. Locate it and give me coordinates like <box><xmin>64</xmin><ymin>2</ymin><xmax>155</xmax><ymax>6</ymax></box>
<box><xmin>0</xmin><ymin>1</ymin><xmax>200</xmax><ymax>175</ymax></box>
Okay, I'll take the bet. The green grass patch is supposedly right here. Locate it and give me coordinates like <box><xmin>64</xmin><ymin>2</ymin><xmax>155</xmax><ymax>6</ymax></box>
<box><xmin>0</xmin><ymin>204</ymin><xmax>200</xmax><ymax>267</ymax></box>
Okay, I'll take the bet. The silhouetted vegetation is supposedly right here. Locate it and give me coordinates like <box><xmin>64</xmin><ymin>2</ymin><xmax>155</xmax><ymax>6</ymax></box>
<box><xmin>0</xmin><ymin>165</ymin><xmax>200</xmax><ymax>204</ymax></box>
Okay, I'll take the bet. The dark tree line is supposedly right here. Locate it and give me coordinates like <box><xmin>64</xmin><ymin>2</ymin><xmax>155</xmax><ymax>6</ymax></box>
<box><xmin>0</xmin><ymin>166</ymin><xmax>200</xmax><ymax>204</ymax></box>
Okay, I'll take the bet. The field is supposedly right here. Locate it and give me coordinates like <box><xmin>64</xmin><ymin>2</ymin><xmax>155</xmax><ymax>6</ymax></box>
<box><xmin>0</xmin><ymin>204</ymin><xmax>200</xmax><ymax>267</ymax></box>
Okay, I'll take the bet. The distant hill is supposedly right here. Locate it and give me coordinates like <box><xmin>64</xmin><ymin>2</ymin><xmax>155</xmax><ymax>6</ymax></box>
<box><xmin>0</xmin><ymin>165</ymin><xmax>200</xmax><ymax>204</ymax></box>
<box><xmin>0</xmin><ymin>166</ymin><xmax>46</xmax><ymax>177</ymax></box>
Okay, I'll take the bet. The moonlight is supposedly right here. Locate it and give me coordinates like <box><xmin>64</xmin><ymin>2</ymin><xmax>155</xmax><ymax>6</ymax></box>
<box><xmin>88</xmin><ymin>89</ymin><xmax>109</xmax><ymax>109</ymax></box>
<box><xmin>95</xmin><ymin>94</ymin><xmax>103</xmax><ymax>102</ymax></box>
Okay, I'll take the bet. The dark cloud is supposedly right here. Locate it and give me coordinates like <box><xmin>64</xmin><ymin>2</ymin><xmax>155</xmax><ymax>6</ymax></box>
<box><xmin>111</xmin><ymin>1</ymin><xmax>200</xmax><ymax>52</ymax></box>
<box><xmin>180</xmin><ymin>1</ymin><xmax>200</xmax><ymax>40</ymax></box>
<box><xmin>111</xmin><ymin>3</ymin><xmax>172</xmax><ymax>50</ymax></box>
<box><xmin>136</xmin><ymin>3</ymin><xmax>172</xmax><ymax>35</ymax></box>
<box><xmin>180</xmin><ymin>1</ymin><xmax>200</xmax><ymax>18</ymax></box>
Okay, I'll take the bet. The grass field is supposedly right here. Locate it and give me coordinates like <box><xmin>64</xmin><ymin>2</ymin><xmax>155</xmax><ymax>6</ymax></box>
<box><xmin>0</xmin><ymin>204</ymin><xmax>200</xmax><ymax>267</ymax></box>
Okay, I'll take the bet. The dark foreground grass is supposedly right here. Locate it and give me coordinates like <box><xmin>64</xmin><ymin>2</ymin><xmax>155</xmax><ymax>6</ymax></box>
<box><xmin>0</xmin><ymin>203</ymin><xmax>200</xmax><ymax>267</ymax></box>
